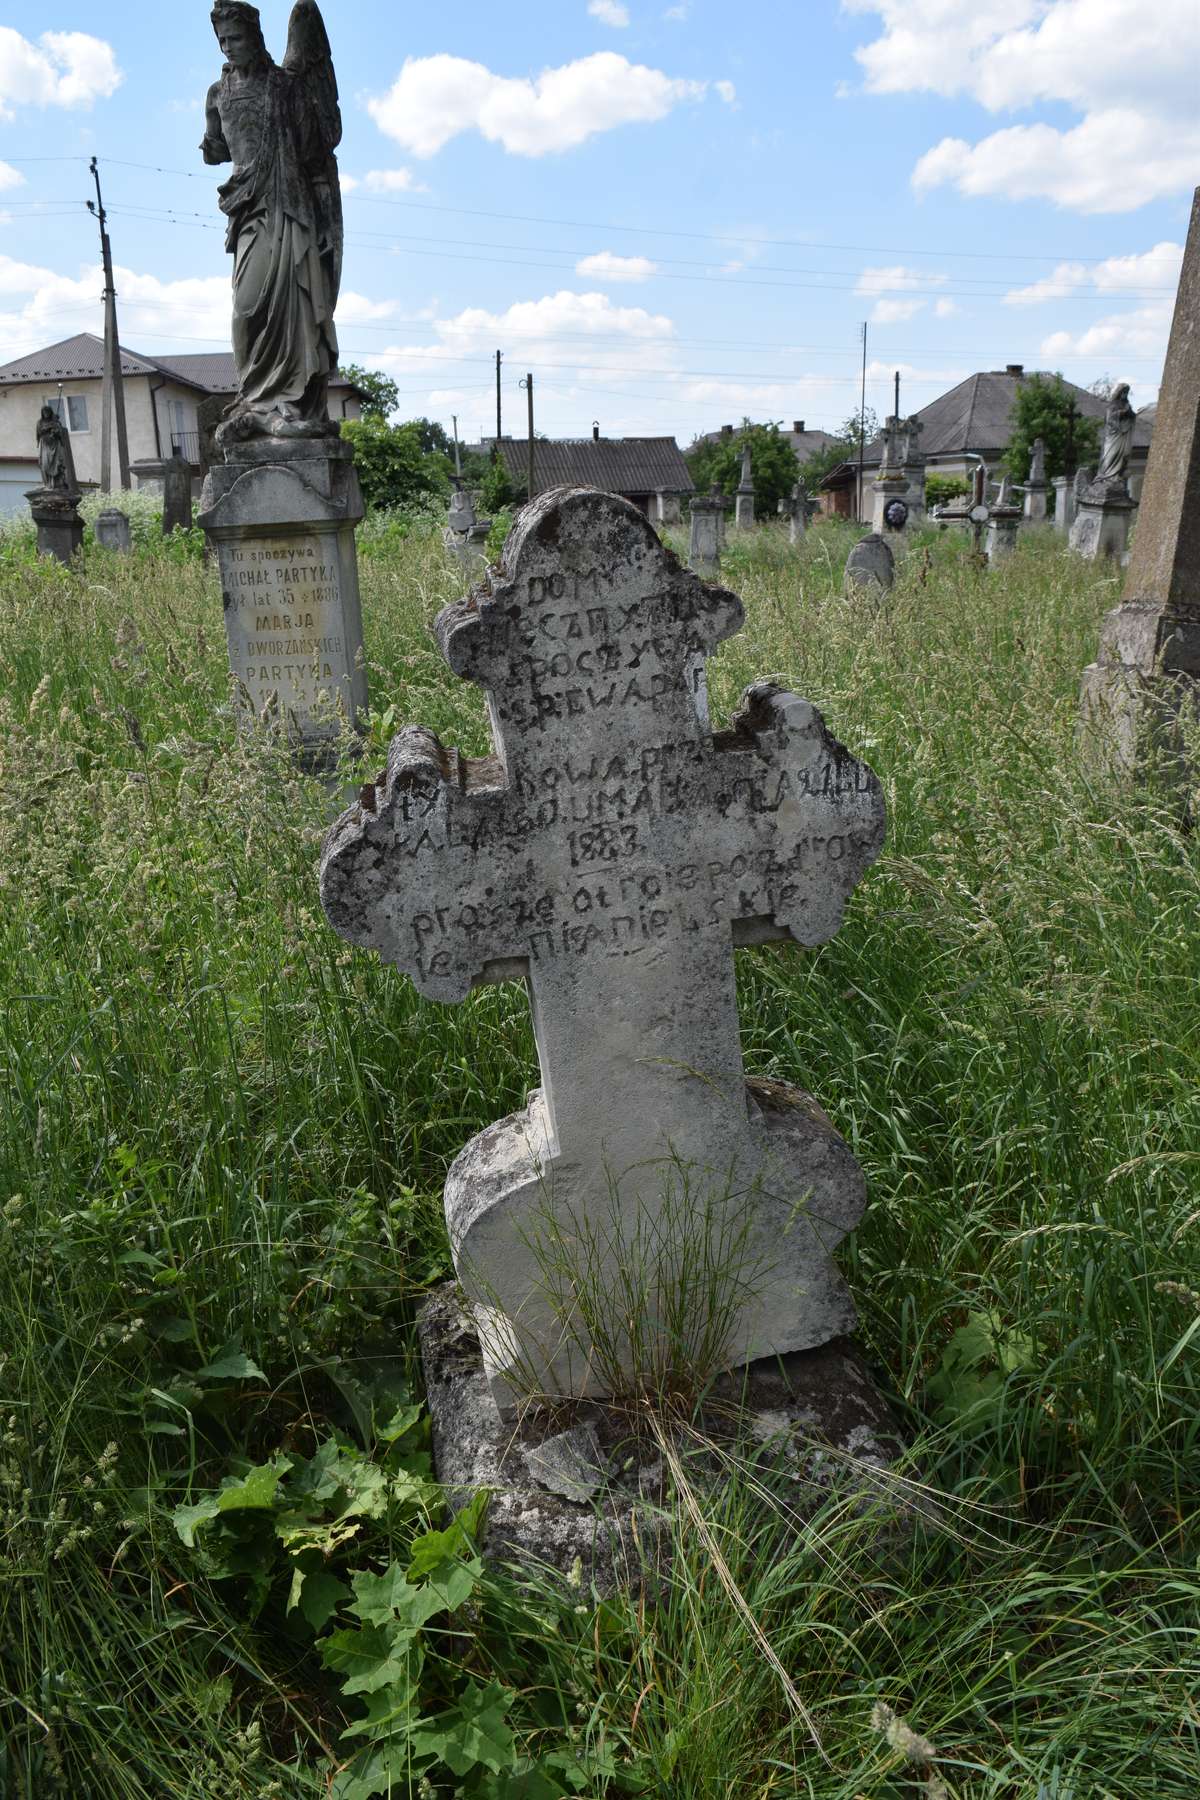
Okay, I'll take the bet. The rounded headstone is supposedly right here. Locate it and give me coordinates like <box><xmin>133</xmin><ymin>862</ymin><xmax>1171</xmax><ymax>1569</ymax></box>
<box><xmin>844</xmin><ymin>532</ymin><xmax>895</xmax><ymax>597</ymax></box>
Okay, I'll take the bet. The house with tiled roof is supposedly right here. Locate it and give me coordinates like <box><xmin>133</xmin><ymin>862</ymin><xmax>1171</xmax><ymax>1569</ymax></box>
<box><xmin>0</xmin><ymin>334</ymin><xmax>367</xmax><ymax>514</ymax></box>
<box><xmin>483</xmin><ymin>429</ymin><xmax>695</xmax><ymax>522</ymax></box>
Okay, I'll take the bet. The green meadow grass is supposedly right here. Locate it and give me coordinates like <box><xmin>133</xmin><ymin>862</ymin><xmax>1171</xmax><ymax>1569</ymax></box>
<box><xmin>0</xmin><ymin>515</ymin><xmax>1197</xmax><ymax>1796</ymax></box>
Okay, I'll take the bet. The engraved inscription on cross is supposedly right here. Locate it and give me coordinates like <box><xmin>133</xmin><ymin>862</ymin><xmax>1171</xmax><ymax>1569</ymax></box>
<box><xmin>322</xmin><ymin>487</ymin><xmax>886</xmax><ymax>1405</ymax></box>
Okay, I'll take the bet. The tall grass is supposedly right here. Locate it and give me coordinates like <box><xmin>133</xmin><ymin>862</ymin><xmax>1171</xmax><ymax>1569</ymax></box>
<box><xmin>0</xmin><ymin>518</ymin><xmax>1196</xmax><ymax>1796</ymax></box>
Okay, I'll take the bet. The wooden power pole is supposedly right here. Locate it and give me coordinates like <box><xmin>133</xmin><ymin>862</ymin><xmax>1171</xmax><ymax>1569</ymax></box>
<box><xmin>88</xmin><ymin>157</ymin><xmax>131</xmax><ymax>491</ymax></box>
<box><xmin>520</xmin><ymin>372</ymin><xmax>535</xmax><ymax>500</ymax></box>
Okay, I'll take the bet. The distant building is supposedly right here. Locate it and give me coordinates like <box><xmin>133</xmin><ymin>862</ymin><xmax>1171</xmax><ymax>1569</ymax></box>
<box><xmin>0</xmin><ymin>333</ymin><xmax>367</xmax><ymax>514</ymax></box>
<box><xmin>484</xmin><ymin>430</ymin><xmax>694</xmax><ymax>523</ymax></box>
<box><xmin>845</xmin><ymin>365</ymin><xmax>1154</xmax><ymax>511</ymax></box>
<box><xmin>696</xmin><ymin>419</ymin><xmax>840</xmax><ymax>466</ymax></box>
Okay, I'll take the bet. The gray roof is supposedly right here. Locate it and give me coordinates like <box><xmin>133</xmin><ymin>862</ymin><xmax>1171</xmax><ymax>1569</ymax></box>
<box><xmin>487</xmin><ymin>436</ymin><xmax>694</xmax><ymax>495</ymax></box>
<box><xmin>857</xmin><ymin>369</ymin><xmax>1154</xmax><ymax>468</ymax></box>
<box><xmin>0</xmin><ymin>333</ymin><xmax>360</xmax><ymax>395</ymax></box>
<box><xmin>697</xmin><ymin>423</ymin><xmax>838</xmax><ymax>462</ymax></box>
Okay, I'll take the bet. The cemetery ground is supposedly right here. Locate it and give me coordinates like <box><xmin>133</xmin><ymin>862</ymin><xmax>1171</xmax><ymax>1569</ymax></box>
<box><xmin>0</xmin><ymin>510</ymin><xmax>1198</xmax><ymax>1799</ymax></box>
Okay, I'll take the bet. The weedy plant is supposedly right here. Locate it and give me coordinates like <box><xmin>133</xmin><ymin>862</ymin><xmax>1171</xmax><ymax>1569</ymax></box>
<box><xmin>0</xmin><ymin>519</ymin><xmax>1197</xmax><ymax>1795</ymax></box>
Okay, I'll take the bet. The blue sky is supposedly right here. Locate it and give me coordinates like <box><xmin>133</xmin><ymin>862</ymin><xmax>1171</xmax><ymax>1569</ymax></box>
<box><xmin>0</xmin><ymin>1</ymin><xmax>1194</xmax><ymax>442</ymax></box>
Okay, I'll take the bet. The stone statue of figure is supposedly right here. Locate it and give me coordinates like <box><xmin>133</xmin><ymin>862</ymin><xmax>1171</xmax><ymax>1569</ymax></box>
<box><xmin>738</xmin><ymin>446</ymin><xmax>753</xmax><ymax>489</ymax></box>
<box><xmin>1095</xmin><ymin>382</ymin><xmax>1136</xmax><ymax>486</ymax></box>
<box><xmin>36</xmin><ymin>404</ymin><xmax>76</xmax><ymax>494</ymax></box>
<box><xmin>201</xmin><ymin>1</ymin><xmax>343</xmax><ymax>443</ymax></box>
<box><xmin>1028</xmin><ymin>437</ymin><xmax>1046</xmax><ymax>484</ymax></box>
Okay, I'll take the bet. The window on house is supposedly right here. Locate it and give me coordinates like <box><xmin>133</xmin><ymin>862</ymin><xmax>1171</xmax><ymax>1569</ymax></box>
<box><xmin>46</xmin><ymin>397</ymin><xmax>64</xmax><ymax>421</ymax></box>
<box><xmin>66</xmin><ymin>396</ymin><xmax>89</xmax><ymax>433</ymax></box>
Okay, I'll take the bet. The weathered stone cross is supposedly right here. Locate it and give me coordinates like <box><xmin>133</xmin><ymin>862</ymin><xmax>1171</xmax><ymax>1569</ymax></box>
<box><xmin>322</xmin><ymin>487</ymin><xmax>886</xmax><ymax>1406</ymax></box>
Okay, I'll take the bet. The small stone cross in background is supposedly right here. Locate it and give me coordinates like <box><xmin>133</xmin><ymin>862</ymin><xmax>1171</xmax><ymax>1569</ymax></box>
<box><xmin>323</xmin><ymin>487</ymin><xmax>886</xmax><ymax>1408</ymax></box>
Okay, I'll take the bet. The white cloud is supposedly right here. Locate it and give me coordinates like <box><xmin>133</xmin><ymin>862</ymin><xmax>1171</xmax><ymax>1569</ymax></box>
<box><xmin>588</xmin><ymin>0</ymin><xmax>630</xmax><ymax>25</ymax></box>
<box><xmin>856</xmin><ymin>263</ymin><xmax>947</xmax><ymax>296</ymax></box>
<box><xmin>376</xmin><ymin>289</ymin><xmax>676</xmax><ymax>378</ymax></box>
<box><xmin>575</xmin><ymin>250</ymin><xmax>659</xmax><ymax>282</ymax></box>
<box><xmin>1022</xmin><ymin>240</ymin><xmax>1183</xmax><ymax>385</ymax></box>
<box><xmin>715</xmin><ymin>80</ymin><xmax>737</xmax><ymax>105</ymax></box>
<box><xmin>340</xmin><ymin>173</ymin><xmax>359</xmax><ymax>192</ymax></box>
<box><xmin>664</xmin><ymin>2</ymin><xmax>689</xmax><ymax>16</ymax></box>
<box><xmin>871</xmin><ymin>298</ymin><xmax>925</xmax><ymax>324</ymax></box>
<box><xmin>0</xmin><ymin>253</ymin><xmax>398</xmax><ymax>370</ymax></box>
<box><xmin>0</xmin><ymin>28</ymin><xmax>121</xmax><ymax>119</ymax></box>
<box><xmin>367</xmin><ymin>52</ymin><xmax>710</xmax><ymax>157</ymax></box>
<box><xmin>934</xmin><ymin>298</ymin><xmax>958</xmax><ymax>318</ymax></box>
<box><xmin>0</xmin><ymin>162</ymin><xmax>24</xmax><ymax>191</ymax></box>
<box><xmin>1003</xmin><ymin>261</ymin><xmax>1090</xmax><ymax>306</ymax></box>
<box><xmin>847</xmin><ymin>0</ymin><xmax>1200</xmax><ymax>211</ymax></box>
<box><xmin>363</xmin><ymin>167</ymin><xmax>428</xmax><ymax>193</ymax></box>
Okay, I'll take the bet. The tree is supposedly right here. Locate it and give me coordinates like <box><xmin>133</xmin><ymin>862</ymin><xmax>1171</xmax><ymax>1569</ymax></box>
<box><xmin>1003</xmin><ymin>374</ymin><xmax>1101</xmax><ymax>484</ymax></box>
<box><xmin>793</xmin><ymin>408</ymin><xmax>879</xmax><ymax>497</ymax></box>
<box><xmin>339</xmin><ymin>363</ymin><xmax>400</xmax><ymax>422</ymax></box>
<box><xmin>685</xmin><ymin>420</ymin><xmax>799</xmax><ymax>521</ymax></box>
<box><xmin>340</xmin><ymin>416</ymin><xmax>451</xmax><ymax>512</ymax></box>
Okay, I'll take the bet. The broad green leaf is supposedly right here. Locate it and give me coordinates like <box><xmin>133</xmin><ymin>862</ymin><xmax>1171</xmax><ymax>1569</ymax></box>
<box><xmin>409</xmin><ymin>1679</ymin><xmax>514</xmax><ymax>1777</ymax></box>
<box><xmin>322</xmin><ymin>1624</ymin><xmax>421</xmax><ymax>1696</ymax></box>
<box><xmin>172</xmin><ymin>1460</ymin><xmax>286</xmax><ymax>1547</ymax></box>
<box><xmin>288</xmin><ymin>1566</ymin><xmax>350</xmax><ymax>1632</ymax></box>
<box><xmin>197</xmin><ymin>1349</ymin><xmax>267</xmax><ymax>1384</ymax></box>
<box><xmin>172</xmin><ymin>1494</ymin><xmax>221</xmax><ymax>1547</ymax></box>
<box><xmin>331</xmin><ymin>1743</ymin><xmax>421</xmax><ymax>1800</ymax></box>
<box><xmin>378</xmin><ymin>1402</ymin><xmax>423</xmax><ymax>1443</ymax></box>
<box><xmin>339</xmin><ymin>1671</ymin><xmax>424</xmax><ymax>1741</ymax></box>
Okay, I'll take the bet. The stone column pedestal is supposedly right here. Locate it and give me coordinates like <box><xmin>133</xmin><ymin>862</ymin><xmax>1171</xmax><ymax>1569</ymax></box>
<box><xmin>27</xmin><ymin>490</ymin><xmax>84</xmax><ymax>566</ymax></box>
<box><xmin>1070</xmin><ymin>482</ymin><xmax>1136</xmax><ymax>561</ymax></box>
<box><xmin>199</xmin><ymin>436</ymin><xmax>368</xmax><ymax>764</ymax></box>
<box><xmin>688</xmin><ymin>494</ymin><xmax>724</xmax><ymax>575</ymax></box>
<box><xmin>986</xmin><ymin>508</ymin><xmax>1022</xmax><ymax>563</ymax></box>
<box><xmin>656</xmin><ymin>491</ymin><xmax>682</xmax><ymax>527</ymax></box>
<box><xmin>870</xmin><ymin>473</ymin><xmax>909</xmax><ymax>534</ymax></box>
<box><xmin>1024</xmin><ymin>482</ymin><xmax>1049</xmax><ymax>523</ymax></box>
<box><xmin>95</xmin><ymin>508</ymin><xmax>132</xmax><ymax>554</ymax></box>
<box><xmin>1081</xmin><ymin>602</ymin><xmax>1200</xmax><ymax>779</ymax></box>
<box><xmin>1051</xmin><ymin>476</ymin><xmax>1074</xmax><ymax>534</ymax></box>
<box><xmin>734</xmin><ymin>489</ymin><xmax>755</xmax><ymax>530</ymax></box>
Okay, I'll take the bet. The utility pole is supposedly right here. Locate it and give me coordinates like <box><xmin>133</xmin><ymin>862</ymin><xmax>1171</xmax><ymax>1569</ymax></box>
<box><xmin>857</xmin><ymin>321</ymin><xmax>867</xmax><ymax>524</ymax></box>
<box><xmin>495</xmin><ymin>349</ymin><xmax>503</xmax><ymax>443</ymax></box>
<box><xmin>894</xmin><ymin>368</ymin><xmax>901</xmax><ymax>422</ymax></box>
<box><xmin>520</xmin><ymin>373</ymin><xmax>535</xmax><ymax>501</ymax></box>
<box><xmin>87</xmin><ymin>157</ymin><xmax>131</xmax><ymax>491</ymax></box>
<box><xmin>451</xmin><ymin>413</ymin><xmax>462</xmax><ymax>478</ymax></box>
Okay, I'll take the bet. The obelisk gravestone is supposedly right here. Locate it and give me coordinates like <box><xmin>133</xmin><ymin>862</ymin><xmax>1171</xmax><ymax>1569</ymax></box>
<box><xmin>1081</xmin><ymin>187</ymin><xmax>1200</xmax><ymax>775</ymax></box>
<box><xmin>197</xmin><ymin>0</ymin><xmax>367</xmax><ymax>761</ymax></box>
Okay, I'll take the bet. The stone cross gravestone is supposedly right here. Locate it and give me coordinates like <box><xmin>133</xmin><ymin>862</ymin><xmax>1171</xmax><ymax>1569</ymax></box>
<box><xmin>322</xmin><ymin>487</ymin><xmax>885</xmax><ymax>1409</ymax></box>
<box><xmin>1023</xmin><ymin>437</ymin><xmax>1049</xmax><ymax>522</ymax></box>
<box><xmin>1081</xmin><ymin>185</ymin><xmax>1200</xmax><ymax>775</ymax></box>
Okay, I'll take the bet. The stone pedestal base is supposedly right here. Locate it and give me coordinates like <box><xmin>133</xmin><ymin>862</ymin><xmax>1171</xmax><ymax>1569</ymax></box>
<box><xmin>1070</xmin><ymin>488</ymin><xmax>1136</xmax><ymax>561</ymax></box>
<box><xmin>445</xmin><ymin>522</ymin><xmax>491</xmax><ymax>580</ymax></box>
<box><xmin>688</xmin><ymin>498</ymin><xmax>723</xmax><ymax>575</ymax></box>
<box><xmin>986</xmin><ymin>509</ymin><xmax>1022</xmax><ymax>563</ymax></box>
<box><xmin>870</xmin><ymin>475</ymin><xmax>908</xmax><ymax>535</ymax></box>
<box><xmin>95</xmin><ymin>509</ymin><xmax>132</xmax><ymax>554</ymax></box>
<box><xmin>1023</xmin><ymin>484</ymin><xmax>1048</xmax><ymax>523</ymax></box>
<box><xmin>418</xmin><ymin>1284</ymin><xmax>904</xmax><ymax>1592</ymax></box>
<box><xmin>656</xmin><ymin>492</ymin><xmax>682</xmax><ymax>528</ymax></box>
<box><xmin>1051</xmin><ymin>477</ymin><xmax>1073</xmax><ymax>534</ymax></box>
<box><xmin>1080</xmin><ymin>600</ymin><xmax>1200</xmax><ymax>779</ymax></box>
<box><xmin>27</xmin><ymin>491</ymin><xmax>84</xmax><ymax>566</ymax></box>
<box><xmin>199</xmin><ymin>437</ymin><xmax>368</xmax><ymax>763</ymax></box>
<box><xmin>734</xmin><ymin>492</ymin><xmax>755</xmax><ymax>530</ymax></box>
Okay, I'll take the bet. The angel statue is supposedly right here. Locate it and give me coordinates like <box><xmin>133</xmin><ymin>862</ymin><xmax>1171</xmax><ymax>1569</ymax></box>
<box><xmin>201</xmin><ymin>1</ymin><xmax>343</xmax><ymax>444</ymax></box>
<box><xmin>36</xmin><ymin>404</ymin><xmax>77</xmax><ymax>495</ymax></box>
<box><xmin>1094</xmin><ymin>382</ymin><xmax>1136</xmax><ymax>490</ymax></box>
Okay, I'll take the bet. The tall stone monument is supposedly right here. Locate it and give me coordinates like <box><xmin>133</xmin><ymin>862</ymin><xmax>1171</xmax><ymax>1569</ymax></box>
<box><xmin>871</xmin><ymin>416</ymin><xmax>915</xmax><ymax>534</ymax></box>
<box><xmin>323</xmin><ymin>488</ymin><xmax>886</xmax><ymax>1425</ymax></box>
<box><xmin>734</xmin><ymin>446</ymin><xmax>755</xmax><ymax>530</ymax></box>
<box><xmin>1070</xmin><ymin>385</ymin><xmax>1138</xmax><ymax>561</ymax></box>
<box><xmin>1023</xmin><ymin>437</ymin><xmax>1048</xmax><ymax>522</ymax></box>
<box><xmin>197</xmin><ymin>1</ymin><xmax>367</xmax><ymax>760</ymax></box>
<box><xmin>27</xmin><ymin>404</ymin><xmax>84</xmax><ymax>566</ymax></box>
<box><xmin>445</xmin><ymin>477</ymin><xmax>491</xmax><ymax>579</ymax></box>
<box><xmin>1080</xmin><ymin>186</ymin><xmax>1200</xmax><ymax>776</ymax></box>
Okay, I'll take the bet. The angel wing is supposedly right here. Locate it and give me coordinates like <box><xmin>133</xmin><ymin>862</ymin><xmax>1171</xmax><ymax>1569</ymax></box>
<box><xmin>283</xmin><ymin>0</ymin><xmax>342</xmax><ymax>154</ymax></box>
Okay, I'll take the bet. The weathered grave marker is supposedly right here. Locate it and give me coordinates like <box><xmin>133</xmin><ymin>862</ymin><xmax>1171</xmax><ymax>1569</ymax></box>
<box><xmin>162</xmin><ymin>454</ymin><xmax>194</xmax><ymax>536</ymax></box>
<box><xmin>1023</xmin><ymin>437</ymin><xmax>1048</xmax><ymax>522</ymax></box>
<box><xmin>322</xmin><ymin>487</ymin><xmax>886</xmax><ymax>1410</ymax></box>
<box><xmin>844</xmin><ymin>531</ymin><xmax>894</xmax><ymax>596</ymax></box>
<box><xmin>27</xmin><ymin>404</ymin><xmax>83</xmax><ymax>566</ymax></box>
<box><xmin>95</xmin><ymin>508</ymin><xmax>132</xmax><ymax>553</ymax></box>
<box><xmin>1071</xmin><ymin>384</ymin><xmax>1137</xmax><ymax>561</ymax></box>
<box><xmin>734</xmin><ymin>445</ymin><xmax>755</xmax><ymax>529</ymax></box>
<box><xmin>688</xmin><ymin>484</ymin><xmax>724</xmax><ymax>575</ymax></box>
<box><xmin>1081</xmin><ymin>186</ymin><xmax>1200</xmax><ymax>774</ymax></box>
